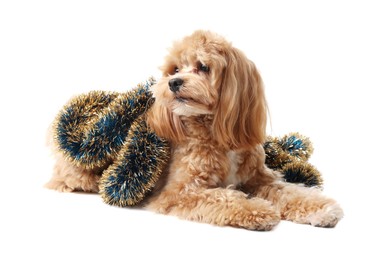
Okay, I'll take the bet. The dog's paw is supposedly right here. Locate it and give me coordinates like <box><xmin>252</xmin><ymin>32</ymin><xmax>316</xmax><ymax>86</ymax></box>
<box><xmin>308</xmin><ymin>202</ymin><xmax>344</xmax><ymax>228</ymax></box>
<box><xmin>229</xmin><ymin>199</ymin><xmax>280</xmax><ymax>231</ymax></box>
<box><xmin>246</xmin><ymin>209</ymin><xmax>280</xmax><ymax>231</ymax></box>
<box><xmin>45</xmin><ymin>180</ymin><xmax>74</xmax><ymax>192</ymax></box>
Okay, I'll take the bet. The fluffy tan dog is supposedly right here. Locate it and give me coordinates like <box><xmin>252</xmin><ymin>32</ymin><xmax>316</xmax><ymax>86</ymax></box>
<box><xmin>48</xmin><ymin>30</ymin><xmax>343</xmax><ymax>230</ymax></box>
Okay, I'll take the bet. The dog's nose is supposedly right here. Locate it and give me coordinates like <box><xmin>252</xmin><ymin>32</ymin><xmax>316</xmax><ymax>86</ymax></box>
<box><xmin>169</xmin><ymin>78</ymin><xmax>184</xmax><ymax>92</ymax></box>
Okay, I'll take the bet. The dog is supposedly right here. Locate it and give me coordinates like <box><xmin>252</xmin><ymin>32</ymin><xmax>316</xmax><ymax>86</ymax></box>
<box><xmin>47</xmin><ymin>30</ymin><xmax>343</xmax><ymax>230</ymax></box>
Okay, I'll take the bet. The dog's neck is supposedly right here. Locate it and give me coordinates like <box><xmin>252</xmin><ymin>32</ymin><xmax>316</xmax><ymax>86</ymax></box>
<box><xmin>179</xmin><ymin>115</ymin><xmax>214</xmax><ymax>142</ymax></box>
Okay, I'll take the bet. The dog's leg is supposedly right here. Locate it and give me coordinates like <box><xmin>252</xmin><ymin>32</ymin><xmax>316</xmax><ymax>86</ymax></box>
<box><xmin>240</xmin><ymin>146</ymin><xmax>343</xmax><ymax>227</ymax></box>
<box><xmin>45</xmin><ymin>153</ymin><xmax>100</xmax><ymax>193</ymax></box>
<box><xmin>147</xmin><ymin>186</ymin><xmax>280</xmax><ymax>231</ymax></box>
<box><xmin>254</xmin><ymin>181</ymin><xmax>343</xmax><ymax>227</ymax></box>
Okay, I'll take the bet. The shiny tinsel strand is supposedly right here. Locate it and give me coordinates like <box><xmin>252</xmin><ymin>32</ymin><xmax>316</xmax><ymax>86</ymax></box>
<box><xmin>264</xmin><ymin>133</ymin><xmax>322</xmax><ymax>188</ymax></box>
<box><xmin>99</xmin><ymin>116</ymin><xmax>170</xmax><ymax>207</ymax></box>
<box><xmin>53</xmin><ymin>78</ymin><xmax>168</xmax><ymax>206</ymax></box>
<box><xmin>278</xmin><ymin>132</ymin><xmax>314</xmax><ymax>160</ymax></box>
<box><xmin>281</xmin><ymin>161</ymin><xmax>323</xmax><ymax>187</ymax></box>
<box><xmin>53</xmin><ymin>78</ymin><xmax>156</xmax><ymax>169</ymax></box>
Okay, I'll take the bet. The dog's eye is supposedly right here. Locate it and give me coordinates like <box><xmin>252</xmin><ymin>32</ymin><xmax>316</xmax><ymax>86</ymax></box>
<box><xmin>174</xmin><ymin>67</ymin><xmax>179</xmax><ymax>74</ymax></box>
<box><xmin>198</xmin><ymin>63</ymin><xmax>210</xmax><ymax>73</ymax></box>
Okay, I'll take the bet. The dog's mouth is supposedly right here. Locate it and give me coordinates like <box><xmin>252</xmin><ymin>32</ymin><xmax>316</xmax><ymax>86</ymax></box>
<box><xmin>175</xmin><ymin>95</ymin><xmax>196</xmax><ymax>104</ymax></box>
<box><xmin>172</xmin><ymin>92</ymin><xmax>214</xmax><ymax>115</ymax></box>
<box><xmin>176</xmin><ymin>97</ymin><xmax>187</xmax><ymax>103</ymax></box>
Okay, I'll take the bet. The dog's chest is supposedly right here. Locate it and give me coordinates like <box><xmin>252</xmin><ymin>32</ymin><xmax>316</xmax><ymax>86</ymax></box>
<box><xmin>223</xmin><ymin>151</ymin><xmax>242</xmax><ymax>187</ymax></box>
<box><xmin>171</xmin><ymin>144</ymin><xmax>244</xmax><ymax>187</ymax></box>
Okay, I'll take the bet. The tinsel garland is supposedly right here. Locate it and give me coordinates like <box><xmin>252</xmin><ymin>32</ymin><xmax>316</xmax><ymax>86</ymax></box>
<box><xmin>54</xmin><ymin>78</ymin><xmax>157</xmax><ymax>169</ymax></box>
<box><xmin>264</xmin><ymin>133</ymin><xmax>323</xmax><ymax>187</ymax></box>
<box><xmin>99</xmin><ymin>116</ymin><xmax>169</xmax><ymax>206</ymax></box>
<box><xmin>53</xmin><ymin>78</ymin><xmax>170</xmax><ymax>206</ymax></box>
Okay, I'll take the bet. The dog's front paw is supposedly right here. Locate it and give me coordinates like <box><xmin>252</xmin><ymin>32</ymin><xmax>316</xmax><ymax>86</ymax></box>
<box><xmin>276</xmin><ymin>184</ymin><xmax>344</xmax><ymax>228</ymax></box>
<box><xmin>229</xmin><ymin>198</ymin><xmax>280</xmax><ymax>231</ymax></box>
<box><xmin>244</xmin><ymin>209</ymin><xmax>281</xmax><ymax>231</ymax></box>
<box><xmin>308</xmin><ymin>202</ymin><xmax>344</xmax><ymax>228</ymax></box>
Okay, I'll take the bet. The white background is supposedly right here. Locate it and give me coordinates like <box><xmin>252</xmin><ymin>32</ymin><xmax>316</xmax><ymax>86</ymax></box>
<box><xmin>1</xmin><ymin>0</ymin><xmax>385</xmax><ymax>259</ymax></box>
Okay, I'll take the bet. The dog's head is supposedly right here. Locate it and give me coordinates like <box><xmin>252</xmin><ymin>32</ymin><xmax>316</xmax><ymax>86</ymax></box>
<box><xmin>147</xmin><ymin>30</ymin><xmax>267</xmax><ymax>149</ymax></box>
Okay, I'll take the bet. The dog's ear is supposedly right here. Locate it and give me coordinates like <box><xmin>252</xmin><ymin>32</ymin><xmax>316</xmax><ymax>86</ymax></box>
<box><xmin>147</xmin><ymin>99</ymin><xmax>186</xmax><ymax>143</ymax></box>
<box><xmin>213</xmin><ymin>48</ymin><xmax>267</xmax><ymax>149</ymax></box>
